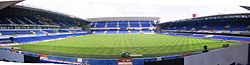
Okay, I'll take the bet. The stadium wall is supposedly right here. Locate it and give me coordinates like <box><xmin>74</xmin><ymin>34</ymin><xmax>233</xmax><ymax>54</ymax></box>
<box><xmin>184</xmin><ymin>44</ymin><xmax>249</xmax><ymax>65</ymax></box>
<box><xmin>0</xmin><ymin>49</ymin><xmax>24</xmax><ymax>62</ymax></box>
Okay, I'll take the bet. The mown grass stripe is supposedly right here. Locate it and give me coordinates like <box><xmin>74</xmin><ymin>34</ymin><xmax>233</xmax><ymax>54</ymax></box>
<box><xmin>14</xmin><ymin>34</ymin><xmax>239</xmax><ymax>59</ymax></box>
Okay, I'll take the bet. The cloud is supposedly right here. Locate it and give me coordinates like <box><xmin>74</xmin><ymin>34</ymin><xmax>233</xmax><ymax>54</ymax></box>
<box><xmin>17</xmin><ymin>0</ymin><xmax>250</xmax><ymax>22</ymax></box>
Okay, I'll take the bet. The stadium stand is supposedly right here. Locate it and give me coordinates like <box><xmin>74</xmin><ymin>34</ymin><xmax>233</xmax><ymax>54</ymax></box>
<box><xmin>90</xmin><ymin>21</ymin><xmax>156</xmax><ymax>29</ymax></box>
<box><xmin>1</xmin><ymin>0</ymin><xmax>250</xmax><ymax>65</ymax></box>
<box><xmin>0</xmin><ymin>38</ymin><xmax>13</xmax><ymax>44</ymax></box>
<box><xmin>0</xmin><ymin>4</ymin><xmax>90</xmax><ymax>45</ymax></box>
<box><xmin>160</xmin><ymin>13</ymin><xmax>250</xmax><ymax>36</ymax></box>
<box><xmin>0</xmin><ymin>2</ymin><xmax>91</xmax><ymax>63</ymax></box>
<box><xmin>88</xmin><ymin>17</ymin><xmax>159</xmax><ymax>34</ymax></box>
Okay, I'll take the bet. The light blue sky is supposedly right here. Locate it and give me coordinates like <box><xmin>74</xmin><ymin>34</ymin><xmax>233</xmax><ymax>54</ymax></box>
<box><xmin>16</xmin><ymin>0</ymin><xmax>250</xmax><ymax>23</ymax></box>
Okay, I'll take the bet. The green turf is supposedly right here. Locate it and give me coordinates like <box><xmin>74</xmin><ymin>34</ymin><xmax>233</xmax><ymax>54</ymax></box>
<box><xmin>13</xmin><ymin>34</ymin><xmax>239</xmax><ymax>59</ymax></box>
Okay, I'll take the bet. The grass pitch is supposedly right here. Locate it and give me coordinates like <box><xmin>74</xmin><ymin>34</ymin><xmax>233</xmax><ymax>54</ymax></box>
<box><xmin>14</xmin><ymin>34</ymin><xmax>239</xmax><ymax>59</ymax></box>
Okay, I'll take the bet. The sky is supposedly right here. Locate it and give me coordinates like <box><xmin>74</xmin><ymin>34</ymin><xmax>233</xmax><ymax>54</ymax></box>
<box><xmin>13</xmin><ymin>0</ymin><xmax>250</xmax><ymax>23</ymax></box>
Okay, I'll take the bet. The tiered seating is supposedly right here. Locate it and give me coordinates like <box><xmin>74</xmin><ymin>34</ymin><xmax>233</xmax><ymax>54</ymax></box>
<box><xmin>107</xmin><ymin>22</ymin><xmax>117</xmax><ymax>28</ymax></box>
<box><xmin>91</xmin><ymin>21</ymin><xmax>156</xmax><ymax>34</ymax></box>
<box><xmin>14</xmin><ymin>37</ymin><xmax>38</xmax><ymax>43</ymax></box>
<box><xmin>0</xmin><ymin>31</ymin><xmax>17</xmax><ymax>35</ymax></box>
<box><xmin>237</xmin><ymin>22</ymin><xmax>249</xmax><ymax>31</ymax></box>
<box><xmin>106</xmin><ymin>30</ymin><xmax>117</xmax><ymax>34</ymax></box>
<box><xmin>205</xmin><ymin>21</ymin><xmax>217</xmax><ymax>30</ymax></box>
<box><xmin>119</xmin><ymin>22</ymin><xmax>129</xmax><ymax>28</ymax></box>
<box><xmin>141</xmin><ymin>21</ymin><xmax>151</xmax><ymax>27</ymax></box>
<box><xmin>130</xmin><ymin>30</ymin><xmax>140</xmax><ymax>34</ymax></box>
<box><xmin>163</xmin><ymin>20</ymin><xmax>249</xmax><ymax>31</ymax></box>
<box><xmin>12</xmin><ymin>33</ymin><xmax>89</xmax><ymax>44</ymax></box>
<box><xmin>161</xmin><ymin>15</ymin><xmax>250</xmax><ymax>32</ymax></box>
<box><xmin>96</xmin><ymin>22</ymin><xmax>106</xmax><ymax>28</ymax></box>
<box><xmin>0</xmin><ymin>38</ymin><xmax>13</xmax><ymax>44</ymax></box>
<box><xmin>74</xmin><ymin>30</ymin><xmax>83</xmax><ymax>32</ymax></box>
<box><xmin>32</xmin><ymin>30</ymin><xmax>44</xmax><ymax>35</ymax></box>
<box><xmin>0</xmin><ymin>5</ymin><xmax>89</xmax><ymax>45</ymax></box>
<box><xmin>119</xmin><ymin>30</ymin><xmax>129</xmax><ymax>34</ymax></box>
<box><xmin>16</xmin><ymin>31</ymin><xmax>31</xmax><ymax>35</ymax></box>
<box><xmin>92</xmin><ymin>21</ymin><xmax>155</xmax><ymax>28</ymax></box>
<box><xmin>142</xmin><ymin>30</ymin><xmax>153</xmax><ymax>33</ymax></box>
<box><xmin>0</xmin><ymin>30</ymin><xmax>32</xmax><ymax>35</ymax></box>
<box><xmin>228</xmin><ymin>21</ymin><xmax>240</xmax><ymax>31</ymax></box>
<box><xmin>90</xmin><ymin>22</ymin><xmax>96</xmax><ymax>27</ymax></box>
<box><xmin>0</xmin><ymin>29</ymin><xmax>86</xmax><ymax>36</ymax></box>
<box><xmin>0</xmin><ymin>16</ymin><xmax>83</xmax><ymax>27</ymax></box>
<box><xmin>150</xmin><ymin>21</ymin><xmax>156</xmax><ymax>26</ymax></box>
<box><xmin>42</xmin><ymin>30</ymin><xmax>57</xmax><ymax>33</ymax></box>
<box><xmin>94</xmin><ymin>30</ymin><xmax>105</xmax><ymax>34</ymax></box>
<box><xmin>58</xmin><ymin>30</ymin><xmax>70</xmax><ymax>33</ymax></box>
<box><xmin>130</xmin><ymin>21</ymin><xmax>140</xmax><ymax>27</ymax></box>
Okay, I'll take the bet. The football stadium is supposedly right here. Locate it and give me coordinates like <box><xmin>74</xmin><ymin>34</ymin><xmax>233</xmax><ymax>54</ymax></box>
<box><xmin>0</xmin><ymin>0</ymin><xmax>250</xmax><ymax>65</ymax></box>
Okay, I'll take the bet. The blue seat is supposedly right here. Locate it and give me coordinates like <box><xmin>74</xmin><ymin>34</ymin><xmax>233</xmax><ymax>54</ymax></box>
<box><xmin>141</xmin><ymin>21</ymin><xmax>151</xmax><ymax>27</ymax></box>
<box><xmin>33</xmin><ymin>30</ymin><xmax>45</xmax><ymax>35</ymax></box>
<box><xmin>107</xmin><ymin>22</ymin><xmax>117</xmax><ymax>28</ymax></box>
<box><xmin>106</xmin><ymin>30</ymin><xmax>117</xmax><ymax>34</ymax></box>
<box><xmin>58</xmin><ymin>30</ymin><xmax>70</xmax><ymax>33</ymax></box>
<box><xmin>0</xmin><ymin>38</ymin><xmax>13</xmax><ymax>44</ymax></box>
<box><xmin>42</xmin><ymin>30</ymin><xmax>57</xmax><ymax>33</ymax></box>
<box><xmin>130</xmin><ymin>21</ymin><xmax>140</xmax><ymax>27</ymax></box>
<box><xmin>119</xmin><ymin>22</ymin><xmax>129</xmax><ymax>28</ymax></box>
<box><xmin>96</xmin><ymin>22</ymin><xmax>106</xmax><ymax>28</ymax></box>
<box><xmin>130</xmin><ymin>30</ymin><xmax>140</xmax><ymax>34</ymax></box>
<box><xmin>0</xmin><ymin>31</ymin><xmax>17</xmax><ymax>35</ymax></box>
<box><xmin>119</xmin><ymin>30</ymin><xmax>128</xmax><ymax>34</ymax></box>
